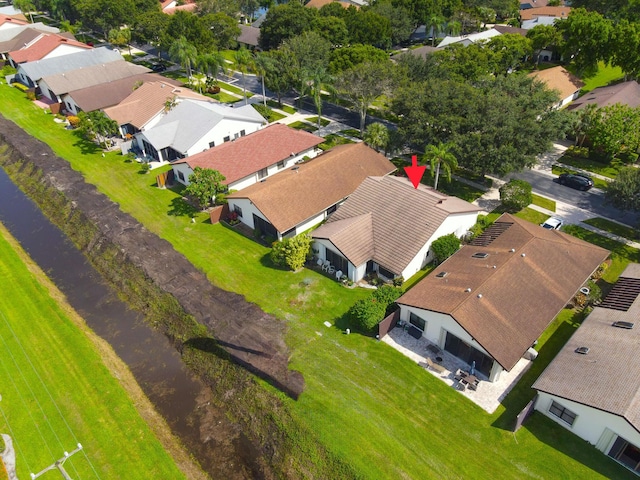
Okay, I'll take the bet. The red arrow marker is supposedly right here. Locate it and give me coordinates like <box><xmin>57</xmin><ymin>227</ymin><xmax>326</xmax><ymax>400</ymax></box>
<box><xmin>404</xmin><ymin>155</ymin><xmax>426</xmax><ymax>189</ymax></box>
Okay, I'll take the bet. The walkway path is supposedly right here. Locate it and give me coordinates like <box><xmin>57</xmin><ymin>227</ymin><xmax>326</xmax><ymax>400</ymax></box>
<box><xmin>1</xmin><ymin>434</ymin><xmax>17</xmax><ymax>480</ymax></box>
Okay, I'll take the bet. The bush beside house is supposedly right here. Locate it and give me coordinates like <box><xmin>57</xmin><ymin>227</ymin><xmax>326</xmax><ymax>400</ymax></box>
<box><xmin>348</xmin><ymin>285</ymin><xmax>403</xmax><ymax>332</ymax></box>
<box><xmin>430</xmin><ymin>233</ymin><xmax>461</xmax><ymax>265</ymax></box>
<box><xmin>271</xmin><ymin>234</ymin><xmax>312</xmax><ymax>271</ymax></box>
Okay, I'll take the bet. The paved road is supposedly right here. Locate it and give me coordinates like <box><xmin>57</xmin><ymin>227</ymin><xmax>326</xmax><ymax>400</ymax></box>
<box><xmin>509</xmin><ymin>169</ymin><xmax>640</xmax><ymax>227</ymax></box>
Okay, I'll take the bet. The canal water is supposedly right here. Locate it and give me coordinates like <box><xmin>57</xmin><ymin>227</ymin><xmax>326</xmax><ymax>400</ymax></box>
<box><xmin>0</xmin><ymin>167</ymin><xmax>252</xmax><ymax>478</ymax></box>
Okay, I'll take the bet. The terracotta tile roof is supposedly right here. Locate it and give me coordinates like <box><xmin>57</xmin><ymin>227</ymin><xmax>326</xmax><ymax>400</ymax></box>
<box><xmin>397</xmin><ymin>214</ymin><xmax>609</xmax><ymax>371</ymax></box>
<box><xmin>227</xmin><ymin>143</ymin><xmax>396</xmax><ymax>232</ymax></box>
<box><xmin>66</xmin><ymin>73</ymin><xmax>180</xmax><ymax>112</ymax></box>
<box><xmin>312</xmin><ymin>176</ymin><xmax>482</xmax><ymax>275</ymax></box>
<box><xmin>174</xmin><ymin>123</ymin><xmax>322</xmax><ymax>185</ymax></box>
<box><xmin>103</xmin><ymin>82</ymin><xmax>208</xmax><ymax>129</ymax></box>
<box><xmin>0</xmin><ymin>14</ymin><xmax>28</xmax><ymax>28</ymax></box>
<box><xmin>520</xmin><ymin>0</ymin><xmax>549</xmax><ymax>8</ymax></box>
<box><xmin>305</xmin><ymin>0</ymin><xmax>351</xmax><ymax>8</ymax></box>
<box><xmin>164</xmin><ymin>3</ymin><xmax>198</xmax><ymax>14</ymax></box>
<box><xmin>533</xmin><ymin>264</ymin><xmax>640</xmax><ymax>430</ymax></box>
<box><xmin>41</xmin><ymin>61</ymin><xmax>150</xmax><ymax>95</ymax></box>
<box><xmin>520</xmin><ymin>5</ymin><xmax>571</xmax><ymax>20</ymax></box>
<box><xmin>568</xmin><ymin>80</ymin><xmax>640</xmax><ymax>111</ymax></box>
<box><xmin>9</xmin><ymin>33</ymin><xmax>90</xmax><ymax>63</ymax></box>
<box><xmin>528</xmin><ymin>66</ymin><xmax>584</xmax><ymax>101</ymax></box>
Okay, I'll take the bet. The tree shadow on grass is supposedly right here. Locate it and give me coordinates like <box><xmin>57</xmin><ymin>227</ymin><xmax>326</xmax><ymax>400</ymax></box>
<box><xmin>71</xmin><ymin>130</ymin><xmax>102</xmax><ymax>155</ymax></box>
<box><xmin>168</xmin><ymin>196</ymin><xmax>198</xmax><ymax>217</ymax></box>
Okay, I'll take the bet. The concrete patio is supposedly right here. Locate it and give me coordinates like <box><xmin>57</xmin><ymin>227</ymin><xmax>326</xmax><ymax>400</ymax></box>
<box><xmin>382</xmin><ymin>325</ymin><xmax>533</xmax><ymax>413</ymax></box>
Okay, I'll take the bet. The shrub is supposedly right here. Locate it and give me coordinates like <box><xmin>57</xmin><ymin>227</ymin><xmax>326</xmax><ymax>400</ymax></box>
<box><xmin>499</xmin><ymin>179</ymin><xmax>532</xmax><ymax>212</ymax></box>
<box><xmin>67</xmin><ymin>115</ymin><xmax>81</xmax><ymax>128</ymax></box>
<box><xmin>26</xmin><ymin>89</ymin><xmax>36</xmax><ymax>101</ymax></box>
<box><xmin>252</xmin><ymin>104</ymin><xmax>274</xmax><ymax>122</ymax></box>
<box><xmin>270</xmin><ymin>234</ymin><xmax>312</xmax><ymax>271</ymax></box>
<box><xmin>13</xmin><ymin>82</ymin><xmax>29</xmax><ymax>92</ymax></box>
<box><xmin>431</xmin><ymin>233</ymin><xmax>461</xmax><ymax>265</ymax></box>
<box><xmin>468</xmin><ymin>214</ymin><xmax>493</xmax><ymax>240</ymax></box>
<box><xmin>348</xmin><ymin>297</ymin><xmax>386</xmax><ymax>332</ymax></box>
<box><xmin>392</xmin><ymin>276</ymin><xmax>404</xmax><ymax>287</ymax></box>
<box><xmin>565</xmin><ymin>146</ymin><xmax>588</xmax><ymax>158</ymax></box>
<box><xmin>227</xmin><ymin>211</ymin><xmax>240</xmax><ymax>225</ymax></box>
<box><xmin>373</xmin><ymin>285</ymin><xmax>403</xmax><ymax>314</ymax></box>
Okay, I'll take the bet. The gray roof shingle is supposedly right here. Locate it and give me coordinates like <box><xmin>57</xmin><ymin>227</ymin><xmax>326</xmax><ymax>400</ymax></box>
<box><xmin>19</xmin><ymin>47</ymin><xmax>123</xmax><ymax>82</ymax></box>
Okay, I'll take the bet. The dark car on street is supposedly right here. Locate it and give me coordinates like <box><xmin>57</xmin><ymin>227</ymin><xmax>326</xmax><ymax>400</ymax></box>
<box><xmin>557</xmin><ymin>173</ymin><xmax>594</xmax><ymax>191</ymax></box>
<box><xmin>151</xmin><ymin>63</ymin><xmax>166</xmax><ymax>72</ymax></box>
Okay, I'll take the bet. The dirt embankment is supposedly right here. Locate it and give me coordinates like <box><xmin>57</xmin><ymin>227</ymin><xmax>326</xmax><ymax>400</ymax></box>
<box><xmin>0</xmin><ymin>116</ymin><xmax>321</xmax><ymax>479</ymax></box>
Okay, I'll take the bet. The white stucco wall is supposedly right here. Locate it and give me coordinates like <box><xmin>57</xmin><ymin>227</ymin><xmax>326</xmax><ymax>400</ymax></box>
<box><xmin>37</xmin><ymin>78</ymin><xmax>59</xmax><ymax>102</ymax></box>
<box><xmin>185</xmin><ymin>118</ymin><xmax>262</xmax><ymax>156</ymax></box>
<box><xmin>398</xmin><ymin>304</ymin><xmax>503</xmax><ymax>381</ymax></box>
<box><xmin>535</xmin><ymin>392</ymin><xmax>640</xmax><ymax>455</ymax></box>
<box><xmin>227</xmin><ymin>198</ymin><xmax>264</xmax><ymax>230</ymax></box>
<box><xmin>60</xmin><ymin>93</ymin><xmax>80</xmax><ymax>114</ymax></box>
<box><xmin>42</xmin><ymin>44</ymin><xmax>87</xmax><ymax>61</ymax></box>
<box><xmin>172</xmin><ymin>163</ymin><xmax>193</xmax><ymax>185</ymax></box>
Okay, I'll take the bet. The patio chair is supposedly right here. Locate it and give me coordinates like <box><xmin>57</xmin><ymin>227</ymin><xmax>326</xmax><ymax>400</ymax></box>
<box><xmin>327</xmin><ymin>265</ymin><xmax>336</xmax><ymax>275</ymax></box>
<box><xmin>322</xmin><ymin>260</ymin><xmax>330</xmax><ymax>272</ymax></box>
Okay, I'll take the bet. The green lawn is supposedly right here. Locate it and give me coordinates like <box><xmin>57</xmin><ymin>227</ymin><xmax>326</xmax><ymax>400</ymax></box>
<box><xmin>514</xmin><ymin>207</ymin><xmax>549</xmax><ymax>225</ymax></box>
<box><xmin>267</xmin><ymin>100</ymin><xmax>296</xmax><ymax>114</ymax></box>
<box><xmin>558</xmin><ymin>155</ymin><xmax>622</xmax><ymax>180</ymax></box>
<box><xmin>306</xmin><ymin>116</ymin><xmax>330</xmax><ymax>127</ymax></box>
<box><xmin>577</xmin><ymin>62</ymin><xmax>625</xmax><ymax>94</ymax></box>
<box><xmin>0</xmin><ymin>84</ymin><xmax>635</xmax><ymax>479</ymax></box>
<box><xmin>210</xmin><ymin>91</ymin><xmax>242</xmax><ymax>103</ymax></box>
<box><xmin>531</xmin><ymin>193</ymin><xmax>556</xmax><ymax>212</ymax></box>
<box><xmin>217</xmin><ymin>80</ymin><xmax>253</xmax><ymax>97</ymax></box>
<box><xmin>318</xmin><ymin>133</ymin><xmax>354</xmax><ymax>151</ymax></box>
<box><xmin>583</xmin><ymin>217</ymin><xmax>640</xmax><ymax>242</ymax></box>
<box><xmin>287</xmin><ymin>120</ymin><xmax>318</xmax><ymax>132</ymax></box>
<box><xmin>551</xmin><ymin>164</ymin><xmax>610</xmax><ymax>190</ymax></box>
<box><xmin>0</xmin><ymin>226</ymin><xmax>191</xmax><ymax>480</ymax></box>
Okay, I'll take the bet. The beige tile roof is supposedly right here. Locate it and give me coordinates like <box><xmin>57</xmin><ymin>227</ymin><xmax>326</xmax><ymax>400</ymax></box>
<box><xmin>520</xmin><ymin>5</ymin><xmax>571</xmax><ymax>20</ymax></box>
<box><xmin>398</xmin><ymin>214</ymin><xmax>609</xmax><ymax>371</ymax></box>
<box><xmin>305</xmin><ymin>0</ymin><xmax>351</xmax><ymax>8</ymax></box>
<box><xmin>66</xmin><ymin>73</ymin><xmax>180</xmax><ymax>112</ymax></box>
<box><xmin>103</xmin><ymin>81</ymin><xmax>208</xmax><ymax>129</ymax></box>
<box><xmin>313</xmin><ymin>213</ymin><xmax>375</xmax><ymax>266</ymax></box>
<box><xmin>528</xmin><ymin>66</ymin><xmax>584</xmax><ymax>101</ymax></box>
<box><xmin>174</xmin><ymin>123</ymin><xmax>322</xmax><ymax>185</ymax></box>
<box><xmin>42</xmin><ymin>60</ymin><xmax>150</xmax><ymax>95</ymax></box>
<box><xmin>533</xmin><ymin>264</ymin><xmax>640</xmax><ymax>429</ymax></box>
<box><xmin>227</xmin><ymin>143</ymin><xmax>396</xmax><ymax>232</ymax></box>
<box><xmin>313</xmin><ymin>176</ymin><xmax>481</xmax><ymax>275</ymax></box>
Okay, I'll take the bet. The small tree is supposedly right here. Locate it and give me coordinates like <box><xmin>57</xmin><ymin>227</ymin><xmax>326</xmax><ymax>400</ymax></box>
<box><xmin>348</xmin><ymin>297</ymin><xmax>386</xmax><ymax>332</ymax></box>
<box><xmin>499</xmin><ymin>179</ymin><xmax>532</xmax><ymax>212</ymax></box>
<box><xmin>184</xmin><ymin>167</ymin><xmax>226</xmax><ymax>210</ymax></box>
<box><xmin>77</xmin><ymin>111</ymin><xmax>118</xmax><ymax>149</ymax></box>
<box><xmin>363</xmin><ymin>122</ymin><xmax>389</xmax><ymax>153</ymax></box>
<box><xmin>605</xmin><ymin>167</ymin><xmax>640</xmax><ymax>212</ymax></box>
<box><xmin>430</xmin><ymin>233</ymin><xmax>461</xmax><ymax>265</ymax></box>
<box><xmin>270</xmin><ymin>234</ymin><xmax>312</xmax><ymax>271</ymax></box>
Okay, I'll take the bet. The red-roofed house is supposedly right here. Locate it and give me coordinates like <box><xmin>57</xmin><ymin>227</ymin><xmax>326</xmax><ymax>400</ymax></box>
<box><xmin>8</xmin><ymin>33</ymin><xmax>90</xmax><ymax>66</ymax></box>
<box><xmin>0</xmin><ymin>14</ymin><xmax>29</xmax><ymax>31</ymax></box>
<box><xmin>171</xmin><ymin>123</ymin><xmax>323</xmax><ymax>191</ymax></box>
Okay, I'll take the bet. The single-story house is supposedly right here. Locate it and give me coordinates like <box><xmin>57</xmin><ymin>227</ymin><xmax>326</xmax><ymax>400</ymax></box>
<box><xmin>520</xmin><ymin>0</ymin><xmax>550</xmax><ymax>9</ymax></box>
<box><xmin>528</xmin><ymin>66</ymin><xmax>584</xmax><ymax>108</ymax></box>
<box><xmin>312</xmin><ymin>175</ymin><xmax>482</xmax><ymax>283</ymax></box>
<box><xmin>61</xmin><ymin>73</ymin><xmax>181</xmax><ymax>115</ymax></box>
<box><xmin>395</xmin><ymin>214</ymin><xmax>609</xmax><ymax>382</ymax></box>
<box><xmin>566</xmin><ymin>80</ymin><xmax>640</xmax><ymax>111</ymax></box>
<box><xmin>37</xmin><ymin>60</ymin><xmax>151</xmax><ymax>104</ymax></box>
<box><xmin>15</xmin><ymin>47</ymin><xmax>123</xmax><ymax>89</ymax></box>
<box><xmin>438</xmin><ymin>28</ymin><xmax>504</xmax><ymax>48</ymax></box>
<box><xmin>520</xmin><ymin>5</ymin><xmax>571</xmax><ymax>21</ymax></box>
<box><xmin>0</xmin><ymin>7</ymin><xmax>27</xmax><ymax>21</ymax></box>
<box><xmin>226</xmin><ymin>143</ymin><xmax>396</xmax><ymax>240</ymax></box>
<box><xmin>305</xmin><ymin>0</ymin><xmax>352</xmax><ymax>8</ymax></box>
<box><xmin>134</xmin><ymin>99</ymin><xmax>266</xmax><ymax>162</ymax></box>
<box><xmin>237</xmin><ymin>25</ymin><xmax>261</xmax><ymax>49</ymax></box>
<box><xmin>103</xmin><ymin>81</ymin><xmax>208</xmax><ymax>137</ymax></box>
<box><xmin>521</xmin><ymin>15</ymin><xmax>560</xmax><ymax>30</ymax></box>
<box><xmin>391</xmin><ymin>45</ymin><xmax>440</xmax><ymax>61</ymax></box>
<box><xmin>0</xmin><ymin>13</ymin><xmax>29</xmax><ymax>31</ymax></box>
<box><xmin>8</xmin><ymin>33</ymin><xmax>90</xmax><ymax>67</ymax></box>
<box><xmin>172</xmin><ymin>123</ymin><xmax>323</xmax><ymax>190</ymax></box>
<box><xmin>533</xmin><ymin>263</ymin><xmax>640</xmax><ymax>475</ymax></box>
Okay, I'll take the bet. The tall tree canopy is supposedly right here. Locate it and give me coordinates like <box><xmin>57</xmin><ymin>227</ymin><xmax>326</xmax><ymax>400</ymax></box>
<box><xmin>259</xmin><ymin>2</ymin><xmax>316</xmax><ymax>50</ymax></box>
<box><xmin>586</xmin><ymin>104</ymin><xmax>640</xmax><ymax>160</ymax></box>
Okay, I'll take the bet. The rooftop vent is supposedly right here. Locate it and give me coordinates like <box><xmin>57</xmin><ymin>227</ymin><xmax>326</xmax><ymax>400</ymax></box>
<box><xmin>612</xmin><ymin>321</ymin><xmax>635</xmax><ymax>330</ymax></box>
<box><xmin>575</xmin><ymin>346</ymin><xmax>590</xmax><ymax>355</ymax></box>
<box><xmin>435</xmin><ymin>271</ymin><xmax>448</xmax><ymax>278</ymax></box>
<box><xmin>510</xmin><ymin>248</ymin><xmax>515</xmax><ymax>252</ymax></box>
<box><xmin>521</xmin><ymin>253</ymin><xmax>526</xmax><ymax>257</ymax></box>
<box><xmin>472</xmin><ymin>252</ymin><xmax>489</xmax><ymax>259</ymax></box>
<box><xmin>465</xmin><ymin>288</ymin><xmax>471</xmax><ymax>292</ymax></box>
<box><xmin>477</xmin><ymin>294</ymin><xmax>483</xmax><ymax>299</ymax></box>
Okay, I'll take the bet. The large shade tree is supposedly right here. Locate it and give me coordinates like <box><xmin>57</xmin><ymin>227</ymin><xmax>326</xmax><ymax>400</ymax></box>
<box><xmin>605</xmin><ymin>167</ymin><xmax>640</xmax><ymax>212</ymax></box>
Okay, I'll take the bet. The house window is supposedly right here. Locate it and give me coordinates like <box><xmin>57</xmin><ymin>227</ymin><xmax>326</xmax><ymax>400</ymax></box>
<box><xmin>378</xmin><ymin>265</ymin><xmax>396</xmax><ymax>279</ymax></box>
<box><xmin>240</xmin><ymin>129</ymin><xmax>246</xmax><ymax>136</ymax></box>
<box><xmin>277</xmin><ymin>160</ymin><xmax>285</xmax><ymax>169</ymax></box>
<box><xmin>257</xmin><ymin>168</ymin><xmax>267</xmax><ymax>180</ymax></box>
<box><xmin>234</xmin><ymin>205</ymin><xmax>243</xmax><ymax>218</ymax></box>
<box><xmin>209</xmin><ymin>141</ymin><xmax>215</xmax><ymax>148</ymax></box>
<box><xmin>609</xmin><ymin>436</ymin><xmax>640</xmax><ymax>472</ymax></box>
<box><xmin>177</xmin><ymin>170</ymin><xmax>185</xmax><ymax>182</ymax></box>
<box><xmin>326</xmin><ymin>204</ymin><xmax>337</xmax><ymax>215</ymax></box>
<box><xmin>234</xmin><ymin>132</ymin><xmax>240</xmax><ymax>139</ymax></box>
<box><xmin>409</xmin><ymin>312</ymin><xmax>426</xmax><ymax>331</ymax></box>
<box><xmin>548</xmin><ymin>401</ymin><xmax>577</xmax><ymax>426</ymax></box>
<box><xmin>325</xmin><ymin>248</ymin><xmax>348</xmax><ymax>273</ymax></box>
<box><xmin>224</xmin><ymin>136</ymin><xmax>231</xmax><ymax>143</ymax></box>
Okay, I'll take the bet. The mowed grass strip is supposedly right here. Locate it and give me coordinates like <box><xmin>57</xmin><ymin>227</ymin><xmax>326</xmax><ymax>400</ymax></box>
<box><xmin>0</xmin><ymin>225</ymin><xmax>197</xmax><ymax>480</ymax></box>
<box><xmin>531</xmin><ymin>193</ymin><xmax>556</xmax><ymax>212</ymax></box>
<box><xmin>0</xmin><ymin>85</ymin><xmax>634</xmax><ymax>479</ymax></box>
<box><xmin>583</xmin><ymin>217</ymin><xmax>640</xmax><ymax>241</ymax></box>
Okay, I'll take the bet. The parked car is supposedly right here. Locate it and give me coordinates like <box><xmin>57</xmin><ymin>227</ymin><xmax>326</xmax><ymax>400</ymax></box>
<box><xmin>540</xmin><ymin>217</ymin><xmax>564</xmax><ymax>230</ymax></box>
<box><xmin>151</xmin><ymin>63</ymin><xmax>166</xmax><ymax>72</ymax></box>
<box><xmin>557</xmin><ymin>173</ymin><xmax>593</xmax><ymax>191</ymax></box>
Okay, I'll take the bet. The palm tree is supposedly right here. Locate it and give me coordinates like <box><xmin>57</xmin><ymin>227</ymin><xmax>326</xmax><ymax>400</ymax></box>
<box><xmin>447</xmin><ymin>20</ymin><xmax>462</xmax><ymax>36</ymax></box>
<box><xmin>427</xmin><ymin>14</ymin><xmax>446</xmax><ymax>46</ymax></box>
<box><xmin>196</xmin><ymin>52</ymin><xmax>226</xmax><ymax>93</ymax></box>
<box><xmin>169</xmin><ymin>36</ymin><xmax>198</xmax><ymax>82</ymax></box>
<box><xmin>234</xmin><ymin>48</ymin><xmax>254</xmax><ymax>105</ymax></box>
<box><xmin>423</xmin><ymin>142</ymin><xmax>458</xmax><ymax>190</ymax></box>
<box><xmin>305</xmin><ymin>67</ymin><xmax>334</xmax><ymax>128</ymax></box>
<box><xmin>253</xmin><ymin>53</ymin><xmax>274</xmax><ymax>107</ymax></box>
<box><xmin>363</xmin><ymin>123</ymin><xmax>389</xmax><ymax>153</ymax></box>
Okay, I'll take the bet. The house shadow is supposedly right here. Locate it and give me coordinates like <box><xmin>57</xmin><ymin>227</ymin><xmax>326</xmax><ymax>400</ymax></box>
<box><xmin>525</xmin><ymin>412</ymin><xmax>635</xmax><ymax>479</ymax></box>
<box><xmin>492</xmin><ymin>309</ymin><xmax>584</xmax><ymax>431</ymax></box>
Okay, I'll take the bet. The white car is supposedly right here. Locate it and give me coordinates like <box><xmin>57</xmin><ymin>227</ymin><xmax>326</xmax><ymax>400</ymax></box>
<box><xmin>540</xmin><ymin>217</ymin><xmax>564</xmax><ymax>230</ymax></box>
